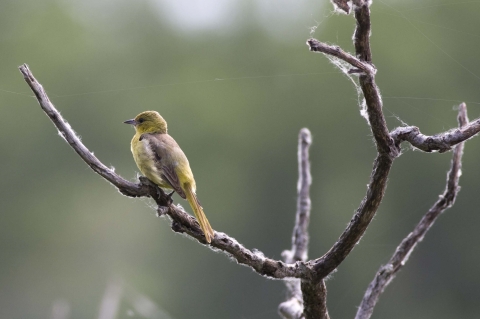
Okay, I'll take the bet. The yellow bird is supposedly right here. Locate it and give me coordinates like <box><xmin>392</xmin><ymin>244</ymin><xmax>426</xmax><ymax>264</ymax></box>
<box><xmin>124</xmin><ymin>111</ymin><xmax>215</xmax><ymax>243</ymax></box>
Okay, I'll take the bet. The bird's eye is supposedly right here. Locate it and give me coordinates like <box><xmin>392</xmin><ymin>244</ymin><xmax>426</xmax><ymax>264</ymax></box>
<box><xmin>138</xmin><ymin>118</ymin><xmax>145</xmax><ymax>123</ymax></box>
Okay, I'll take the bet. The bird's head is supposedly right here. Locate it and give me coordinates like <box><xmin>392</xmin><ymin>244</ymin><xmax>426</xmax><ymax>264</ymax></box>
<box><xmin>124</xmin><ymin>111</ymin><xmax>168</xmax><ymax>134</ymax></box>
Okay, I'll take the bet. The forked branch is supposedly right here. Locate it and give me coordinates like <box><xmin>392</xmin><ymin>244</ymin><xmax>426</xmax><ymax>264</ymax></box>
<box><xmin>355</xmin><ymin>103</ymin><xmax>469</xmax><ymax>319</ymax></box>
<box><xmin>308</xmin><ymin>0</ymin><xmax>395</xmax><ymax>281</ymax></box>
<box><xmin>306</xmin><ymin>0</ymin><xmax>479</xmax><ymax>302</ymax></box>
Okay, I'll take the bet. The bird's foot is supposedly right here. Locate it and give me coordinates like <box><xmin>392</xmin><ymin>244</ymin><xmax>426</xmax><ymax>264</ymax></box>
<box><xmin>166</xmin><ymin>191</ymin><xmax>175</xmax><ymax>205</ymax></box>
<box><xmin>155</xmin><ymin>187</ymin><xmax>162</xmax><ymax>199</ymax></box>
<box><xmin>139</xmin><ymin>176</ymin><xmax>151</xmax><ymax>187</ymax></box>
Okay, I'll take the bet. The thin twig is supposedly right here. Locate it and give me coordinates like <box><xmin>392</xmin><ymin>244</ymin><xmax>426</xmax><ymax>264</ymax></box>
<box><xmin>391</xmin><ymin>115</ymin><xmax>480</xmax><ymax>152</ymax></box>
<box><xmin>18</xmin><ymin>63</ymin><xmax>310</xmax><ymax>281</ymax></box>
<box><xmin>279</xmin><ymin>128</ymin><xmax>313</xmax><ymax>319</ymax></box>
<box><xmin>18</xmin><ymin>65</ymin><xmax>146</xmax><ymax>198</ymax></box>
<box><xmin>287</xmin><ymin>128</ymin><xmax>313</xmax><ymax>263</ymax></box>
<box><xmin>355</xmin><ymin>103</ymin><xmax>469</xmax><ymax>319</ymax></box>
<box><xmin>307</xmin><ymin>39</ymin><xmax>376</xmax><ymax>76</ymax></box>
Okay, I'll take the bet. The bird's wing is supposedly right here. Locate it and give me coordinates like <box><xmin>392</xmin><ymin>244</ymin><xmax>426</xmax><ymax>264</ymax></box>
<box><xmin>140</xmin><ymin>133</ymin><xmax>187</xmax><ymax>199</ymax></box>
<box><xmin>161</xmin><ymin>165</ymin><xmax>186</xmax><ymax>199</ymax></box>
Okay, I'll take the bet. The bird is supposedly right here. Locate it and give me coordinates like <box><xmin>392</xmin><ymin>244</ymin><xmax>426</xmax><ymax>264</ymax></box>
<box><xmin>124</xmin><ymin>111</ymin><xmax>215</xmax><ymax>243</ymax></box>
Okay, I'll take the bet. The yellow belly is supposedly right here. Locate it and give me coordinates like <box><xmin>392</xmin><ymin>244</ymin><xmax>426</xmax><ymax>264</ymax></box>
<box><xmin>131</xmin><ymin>135</ymin><xmax>172</xmax><ymax>189</ymax></box>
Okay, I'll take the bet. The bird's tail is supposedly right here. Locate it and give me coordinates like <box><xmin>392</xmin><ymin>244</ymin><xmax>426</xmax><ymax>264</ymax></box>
<box><xmin>184</xmin><ymin>185</ymin><xmax>215</xmax><ymax>243</ymax></box>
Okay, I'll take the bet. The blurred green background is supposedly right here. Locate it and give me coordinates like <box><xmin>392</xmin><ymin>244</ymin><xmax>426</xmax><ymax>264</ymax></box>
<box><xmin>1</xmin><ymin>0</ymin><xmax>480</xmax><ymax>318</ymax></box>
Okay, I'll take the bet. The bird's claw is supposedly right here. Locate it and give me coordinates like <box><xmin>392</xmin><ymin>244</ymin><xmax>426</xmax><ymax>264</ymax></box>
<box><xmin>166</xmin><ymin>191</ymin><xmax>175</xmax><ymax>205</ymax></box>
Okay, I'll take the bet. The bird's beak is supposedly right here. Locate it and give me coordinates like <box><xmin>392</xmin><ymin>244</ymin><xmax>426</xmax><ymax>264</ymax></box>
<box><xmin>123</xmin><ymin>119</ymin><xmax>137</xmax><ymax>125</ymax></box>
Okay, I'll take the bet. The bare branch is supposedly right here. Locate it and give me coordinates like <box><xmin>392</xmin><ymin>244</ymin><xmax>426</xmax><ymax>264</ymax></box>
<box><xmin>307</xmin><ymin>0</ymin><xmax>477</xmax><ymax>316</ymax></box>
<box><xmin>353</xmin><ymin>1</ymin><xmax>372</xmax><ymax>63</ymax></box>
<box><xmin>352</xmin><ymin>2</ymin><xmax>395</xmax><ymax>157</ymax></box>
<box><xmin>355</xmin><ymin>103</ymin><xmax>469</xmax><ymax>319</ymax></box>
<box><xmin>309</xmin><ymin>1</ymin><xmax>395</xmax><ymax>155</ymax></box>
<box><xmin>18</xmin><ymin>65</ymin><xmax>146</xmax><ymax>198</ymax></box>
<box><xmin>286</xmin><ymin>128</ymin><xmax>313</xmax><ymax>263</ymax></box>
<box><xmin>306</xmin><ymin>39</ymin><xmax>375</xmax><ymax>76</ymax></box>
<box><xmin>307</xmin><ymin>2</ymin><xmax>397</xmax><ymax>280</ymax></box>
<box><xmin>18</xmin><ymin>63</ymin><xmax>310</xmax><ymax>281</ymax></box>
<box><xmin>309</xmin><ymin>0</ymin><xmax>392</xmax><ymax>156</ymax></box>
<box><xmin>391</xmin><ymin>114</ymin><xmax>480</xmax><ymax>153</ymax></box>
<box><xmin>279</xmin><ymin>128</ymin><xmax>313</xmax><ymax>319</ymax></box>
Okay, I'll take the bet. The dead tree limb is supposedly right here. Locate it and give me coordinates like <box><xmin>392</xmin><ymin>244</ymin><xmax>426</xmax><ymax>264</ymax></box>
<box><xmin>279</xmin><ymin>129</ymin><xmax>320</xmax><ymax>319</ymax></box>
<box><xmin>308</xmin><ymin>1</ymin><xmax>396</xmax><ymax>284</ymax></box>
<box><xmin>355</xmin><ymin>104</ymin><xmax>469</xmax><ymax>319</ymax></box>
<box><xmin>305</xmin><ymin>1</ymin><xmax>479</xmax><ymax>317</ymax></box>
<box><xmin>391</xmin><ymin>115</ymin><xmax>479</xmax><ymax>152</ymax></box>
<box><xmin>307</xmin><ymin>39</ymin><xmax>375</xmax><ymax>76</ymax></box>
<box><xmin>306</xmin><ymin>1</ymin><xmax>480</xmax><ymax>283</ymax></box>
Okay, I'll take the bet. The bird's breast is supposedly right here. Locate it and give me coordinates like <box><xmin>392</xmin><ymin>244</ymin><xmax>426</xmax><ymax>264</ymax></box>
<box><xmin>131</xmin><ymin>136</ymin><xmax>166</xmax><ymax>187</ymax></box>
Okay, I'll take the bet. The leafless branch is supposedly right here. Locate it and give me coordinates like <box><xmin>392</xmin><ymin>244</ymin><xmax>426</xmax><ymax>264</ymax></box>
<box><xmin>308</xmin><ymin>1</ymin><xmax>397</xmax><ymax>281</ymax></box>
<box><xmin>18</xmin><ymin>63</ymin><xmax>310</xmax><ymax>281</ymax></box>
<box><xmin>306</xmin><ymin>0</ymin><xmax>478</xmax><ymax>283</ymax></box>
<box><xmin>309</xmin><ymin>3</ymin><xmax>394</xmax><ymax>158</ymax></box>
<box><xmin>307</xmin><ymin>39</ymin><xmax>375</xmax><ymax>76</ymax></box>
<box><xmin>391</xmin><ymin>114</ymin><xmax>480</xmax><ymax>152</ymax></box>
<box><xmin>285</xmin><ymin>128</ymin><xmax>313</xmax><ymax>264</ymax></box>
<box><xmin>279</xmin><ymin>129</ymin><xmax>314</xmax><ymax>319</ymax></box>
<box><xmin>352</xmin><ymin>5</ymin><xmax>395</xmax><ymax>157</ymax></box>
<box><xmin>355</xmin><ymin>103</ymin><xmax>469</xmax><ymax>319</ymax></box>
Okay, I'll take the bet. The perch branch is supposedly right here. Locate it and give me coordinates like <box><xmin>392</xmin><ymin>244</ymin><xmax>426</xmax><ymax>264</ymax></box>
<box><xmin>279</xmin><ymin>129</ymin><xmax>315</xmax><ymax>319</ymax></box>
<box><xmin>18</xmin><ymin>63</ymin><xmax>310</xmax><ymax>281</ymax></box>
<box><xmin>355</xmin><ymin>103</ymin><xmax>469</xmax><ymax>319</ymax></box>
<box><xmin>17</xmin><ymin>65</ymin><xmax>147</xmax><ymax>198</ymax></box>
